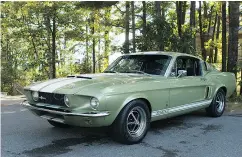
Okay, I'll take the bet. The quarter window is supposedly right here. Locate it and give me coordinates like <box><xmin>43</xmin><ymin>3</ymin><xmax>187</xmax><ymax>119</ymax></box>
<box><xmin>170</xmin><ymin>57</ymin><xmax>201</xmax><ymax>77</ymax></box>
<box><xmin>202</xmin><ymin>62</ymin><xmax>208</xmax><ymax>71</ymax></box>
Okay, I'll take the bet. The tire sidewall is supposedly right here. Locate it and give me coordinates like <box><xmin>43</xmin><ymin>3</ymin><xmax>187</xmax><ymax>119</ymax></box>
<box><xmin>211</xmin><ymin>89</ymin><xmax>226</xmax><ymax>116</ymax></box>
<box><xmin>114</xmin><ymin>100</ymin><xmax>151</xmax><ymax>144</ymax></box>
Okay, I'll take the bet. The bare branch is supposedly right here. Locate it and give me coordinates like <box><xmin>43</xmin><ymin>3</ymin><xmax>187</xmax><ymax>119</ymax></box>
<box><xmin>114</xmin><ymin>4</ymin><xmax>125</xmax><ymax>15</ymax></box>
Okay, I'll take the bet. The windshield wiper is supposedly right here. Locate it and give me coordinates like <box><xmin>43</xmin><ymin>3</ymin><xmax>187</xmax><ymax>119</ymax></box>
<box><xmin>103</xmin><ymin>70</ymin><xmax>118</xmax><ymax>73</ymax></box>
<box><xmin>125</xmin><ymin>70</ymin><xmax>150</xmax><ymax>76</ymax></box>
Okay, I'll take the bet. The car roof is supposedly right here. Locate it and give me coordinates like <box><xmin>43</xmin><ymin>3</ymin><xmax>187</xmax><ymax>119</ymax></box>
<box><xmin>122</xmin><ymin>51</ymin><xmax>202</xmax><ymax>60</ymax></box>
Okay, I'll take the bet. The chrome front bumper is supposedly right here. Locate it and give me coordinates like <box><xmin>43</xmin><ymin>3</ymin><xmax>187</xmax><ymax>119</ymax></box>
<box><xmin>21</xmin><ymin>101</ymin><xmax>110</xmax><ymax>117</ymax></box>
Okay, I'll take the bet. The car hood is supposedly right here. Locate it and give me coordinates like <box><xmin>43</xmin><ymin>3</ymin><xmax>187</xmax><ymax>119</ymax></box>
<box><xmin>24</xmin><ymin>73</ymin><xmax>160</xmax><ymax>96</ymax></box>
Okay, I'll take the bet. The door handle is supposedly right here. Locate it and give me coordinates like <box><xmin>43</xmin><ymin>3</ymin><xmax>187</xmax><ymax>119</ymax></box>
<box><xmin>200</xmin><ymin>78</ymin><xmax>207</xmax><ymax>81</ymax></box>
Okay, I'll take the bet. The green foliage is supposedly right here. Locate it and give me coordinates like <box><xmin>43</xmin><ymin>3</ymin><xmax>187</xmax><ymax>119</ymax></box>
<box><xmin>170</xmin><ymin>26</ymin><xmax>196</xmax><ymax>54</ymax></box>
<box><xmin>1</xmin><ymin>2</ymin><xmax>92</xmax><ymax>94</ymax></box>
<box><xmin>135</xmin><ymin>10</ymin><xmax>196</xmax><ymax>54</ymax></box>
<box><xmin>1</xmin><ymin>1</ymin><xmax>240</xmax><ymax>95</ymax></box>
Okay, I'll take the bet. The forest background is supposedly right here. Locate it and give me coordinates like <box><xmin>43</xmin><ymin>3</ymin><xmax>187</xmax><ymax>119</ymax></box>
<box><xmin>1</xmin><ymin>1</ymin><xmax>242</xmax><ymax>99</ymax></box>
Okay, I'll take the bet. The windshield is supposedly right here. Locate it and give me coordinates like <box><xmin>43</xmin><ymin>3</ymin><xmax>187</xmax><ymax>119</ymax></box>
<box><xmin>104</xmin><ymin>55</ymin><xmax>172</xmax><ymax>75</ymax></box>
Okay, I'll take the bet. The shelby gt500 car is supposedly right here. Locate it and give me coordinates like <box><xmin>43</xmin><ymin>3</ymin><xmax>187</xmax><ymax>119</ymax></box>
<box><xmin>22</xmin><ymin>51</ymin><xmax>236</xmax><ymax>144</ymax></box>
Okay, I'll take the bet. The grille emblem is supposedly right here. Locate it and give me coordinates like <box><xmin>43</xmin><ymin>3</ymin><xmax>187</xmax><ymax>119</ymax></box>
<box><xmin>39</xmin><ymin>96</ymin><xmax>46</xmax><ymax>100</ymax></box>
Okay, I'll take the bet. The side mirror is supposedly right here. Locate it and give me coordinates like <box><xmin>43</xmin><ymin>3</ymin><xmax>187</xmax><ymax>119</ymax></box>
<box><xmin>177</xmin><ymin>70</ymin><xmax>187</xmax><ymax>78</ymax></box>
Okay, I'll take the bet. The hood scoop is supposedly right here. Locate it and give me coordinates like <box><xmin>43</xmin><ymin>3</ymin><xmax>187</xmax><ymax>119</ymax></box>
<box><xmin>67</xmin><ymin>75</ymin><xmax>92</xmax><ymax>79</ymax></box>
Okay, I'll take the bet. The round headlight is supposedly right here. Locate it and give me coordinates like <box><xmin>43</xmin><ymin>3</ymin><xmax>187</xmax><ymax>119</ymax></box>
<box><xmin>32</xmin><ymin>91</ymin><xmax>39</xmax><ymax>101</ymax></box>
<box><xmin>64</xmin><ymin>95</ymin><xmax>70</xmax><ymax>107</ymax></box>
<box><xmin>90</xmin><ymin>97</ymin><xmax>99</xmax><ymax>110</ymax></box>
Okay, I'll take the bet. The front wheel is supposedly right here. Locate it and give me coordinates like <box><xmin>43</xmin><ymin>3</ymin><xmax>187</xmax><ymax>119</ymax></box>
<box><xmin>206</xmin><ymin>89</ymin><xmax>226</xmax><ymax>117</ymax></box>
<box><xmin>111</xmin><ymin>100</ymin><xmax>150</xmax><ymax>144</ymax></box>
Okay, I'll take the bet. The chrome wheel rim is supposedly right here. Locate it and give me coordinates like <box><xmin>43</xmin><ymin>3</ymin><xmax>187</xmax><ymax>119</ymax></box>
<box><xmin>215</xmin><ymin>92</ymin><xmax>225</xmax><ymax>113</ymax></box>
<box><xmin>126</xmin><ymin>106</ymin><xmax>147</xmax><ymax>138</ymax></box>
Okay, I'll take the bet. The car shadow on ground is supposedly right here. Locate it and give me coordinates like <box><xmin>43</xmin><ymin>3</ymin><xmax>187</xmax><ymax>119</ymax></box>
<box><xmin>22</xmin><ymin>110</ymin><xmax>209</xmax><ymax>156</ymax></box>
<box><xmin>49</xmin><ymin>109</ymin><xmax>208</xmax><ymax>137</ymax></box>
<box><xmin>22</xmin><ymin>109</ymin><xmax>236</xmax><ymax>157</ymax></box>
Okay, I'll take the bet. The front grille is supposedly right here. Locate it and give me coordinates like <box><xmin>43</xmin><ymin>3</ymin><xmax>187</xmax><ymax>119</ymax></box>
<box><xmin>38</xmin><ymin>92</ymin><xmax>65</xmax><ymax>106</ymax></box>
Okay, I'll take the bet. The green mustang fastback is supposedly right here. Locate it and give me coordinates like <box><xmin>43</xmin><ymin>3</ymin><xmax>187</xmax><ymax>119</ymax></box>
<box><xmin>22</xmin><ymin>51</ymin><xmax>236</xmax><ymax>144</ymax></box>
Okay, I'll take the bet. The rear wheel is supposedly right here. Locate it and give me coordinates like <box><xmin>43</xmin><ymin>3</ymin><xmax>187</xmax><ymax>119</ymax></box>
<box><xmin>206</xmin><ymin>89</ymin><xmax>226</xmax><ymax>117</ymax></box>
<box><xmin>47</xmin><ymin>120</ymin><xmax>70</xmax><ymax>128</ymax></box>
<box><xmin>111</xmin><ymin>100</ymin><xmax>150</xmax><ymax>144</ymax></box>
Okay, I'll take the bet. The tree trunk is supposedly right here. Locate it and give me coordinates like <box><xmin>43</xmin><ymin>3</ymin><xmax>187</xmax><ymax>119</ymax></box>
<box><xmin>176</xmin><ymin>1</ymin><xmax>182</xmax><ymax>38</ymax></box>
<box><xmin>240</xmin><ymin>69</ymin><xmax>242</xmax><ymax>95</ymax></box>
<box><xmin>214</xmin><ymin>13</ymin><xmax>221</xmax><ymax>63</ymax></box>
<box><xmin>190</xmin><ymin>1</ymin><xmax>196</xmax><ymax>50</ymax></box>
<box><xmin>131</xmin><ymin>1</ymin><xmax>135</xmax><ymax>53</ymax></box>
<box><xmin>181</xmin><ymin>2</ymin><xmax>187</xmax><ymax>25</ymax></box>
<box><xmin>104</xmin><ymin>7</ymin><xmax>111</xmax><ymax>68</ymax></box>
<box><xmin>203</xmin><ymin>2</ymin><xmax>208</xmax><ymax>18</ymax></box>
<box><xmin>209</xmin><ymin>12</ymin><xmax>217</xmax><ymax>63</ymax></box>
<box><xmin>198</xmin><ymin>1</ymin><xmax>207</xmax><ymax>60</ymax></box>
<box><xmin>227</xmin><ymin>1</ymin><xmax>240</xmax><ymax>77</ymax></box>
<box><xmin>124</xmin><ymin>1</ymin><xmax>130</xmax><ymax>54</ymax></box>
<box><xmin>155</xmin><ymin>1</ymin><xmax>161</xmax><ymax>18</ymax></box>
<box><xmin>207</xmin><ymin>5</ymin><xmax>214</xmax><ymax>34</ymax></box>
<box><xmin>51</xmin><ymin>9</ymin><xmax>56</xmax><ymax>79</ymax></box>
<box><xmin>190</xmin><ymin>1</ymin><xmax>196</xmax><ymax>26</ymax></box>
<box><xmin>221</xmin><ymin>2</ymin><xmax>227</xmax><ymax>72</ymax></box>
<box><xmin>45</xmin><ymin>16</ymin><xmax>52</xmax><ymax>78</ymax></box>
<box><xmin>92</xmin><ymin>12</ymin><xmax>96</xmax><ymax>73</ymax></box>
<box><xmin>155</xmin><ymin>1</ymin><xmax>164</xmax><ymax>51</ymax></box>
<box><xmin>176</xmin><ymin>1</ymin><xmax>186</xmax><ymax>38</ymax></box>
<box><xmin>98</xmin><ymin>29</ymin><xmax>101</xmax><ymax>73</ymax></box>
<box><xmin>85</xmin><ymin>21</ymin><xmax>89</xmax><ymax>72</ymax></box>
<box><xmin>161</xmin><ymin>2</ymin><xmax>165</xmax><ymax>20</ymax></box>
<box><xmin>142</xmin><ymin>1</ymin><xmax>147</xmax><ymax>51</ymax></box>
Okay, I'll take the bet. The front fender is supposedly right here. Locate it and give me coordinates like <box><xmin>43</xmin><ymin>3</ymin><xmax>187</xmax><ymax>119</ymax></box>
<box><xmin>103</xmin><ymin>92</ymin><xmax>149</xmax><ymax>125</ymax></box>
<box><xmin>118</xmin><ymin>93</ymin><xmax>149</xmax><ymax>114</ymax></box>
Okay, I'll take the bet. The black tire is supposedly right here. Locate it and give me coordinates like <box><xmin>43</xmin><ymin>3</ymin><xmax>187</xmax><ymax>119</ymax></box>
<box><xmin>47</xmin><ymin>120</ymin><xmax>70</xmax><ymax>128</ymax></box>
<box><xmin>111</xmin><ymin>99</ymin><xmax>151</xmax><ymax>144</ymax></box>
<box><xmin>206</xmin><ymin>89</ymin><xmax>226</xmax><ymax>117</ymax></box>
